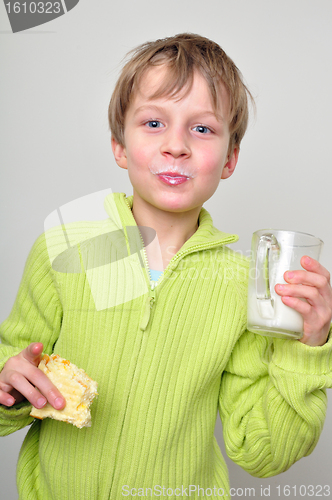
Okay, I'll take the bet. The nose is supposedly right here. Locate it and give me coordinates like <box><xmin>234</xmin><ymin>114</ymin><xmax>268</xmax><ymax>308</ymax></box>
<box><xmin>160</xmin><ymin>127</ymin><xmax>191</xmax><ymax>159</ymax></box>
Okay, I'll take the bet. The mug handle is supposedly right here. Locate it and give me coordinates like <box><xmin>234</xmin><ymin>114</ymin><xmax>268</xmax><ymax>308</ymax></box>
<box><xmin>256</xmin><ymin>234</ymin><xmax>280</xmax><ymax>319</ymax></box>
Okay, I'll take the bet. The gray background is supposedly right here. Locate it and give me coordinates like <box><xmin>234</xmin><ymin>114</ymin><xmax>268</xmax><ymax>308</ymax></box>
<box><xmin>1</xmin><ymin>0</ymin><xmax>331</xmax><ymax>498</ymax></box>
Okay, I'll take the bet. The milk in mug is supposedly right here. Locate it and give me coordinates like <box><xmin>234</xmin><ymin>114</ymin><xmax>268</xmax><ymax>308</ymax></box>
<box><xmin>247</xmin><ymin>230</ymin><xmax>323</xmax><ymax>340</ymax></box>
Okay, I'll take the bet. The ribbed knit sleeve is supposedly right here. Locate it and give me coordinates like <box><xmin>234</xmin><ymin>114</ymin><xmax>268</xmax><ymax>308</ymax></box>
<box><xmin>219</xmin><ymin>259</ymin><xmax>332</xmax><ymax>477</ymax></box>
<box><xmin>0</xmin><ymin>233</ymin><xmax>63</xmax><ymax>436</ymax></box>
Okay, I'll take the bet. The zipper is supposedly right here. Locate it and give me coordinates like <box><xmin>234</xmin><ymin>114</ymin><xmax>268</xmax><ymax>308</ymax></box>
<box><xmin>135</xmin><ymin>222</ymin><xmax>157</xmax><ymax>330</ymax></box>
<box><xmin>140</xmin><ymin>281</ymin><xmax>156</xmax><ymax>330</ymax></box>
<box><xmin>124</xmin><ymin>197</ymin><xmax>236</xmax><ymax>331</ymax></box>
<box><xmin>138</xmin><ymin>239</ymin><xmax>236</xmax><ymax>331</ymax></box>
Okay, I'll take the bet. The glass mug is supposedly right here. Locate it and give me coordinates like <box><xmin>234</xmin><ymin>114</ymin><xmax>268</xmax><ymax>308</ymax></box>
<box><xmin>247</xmin><ymin>230</ymin><xmax>324</xmax><ymax>340</ymax></box>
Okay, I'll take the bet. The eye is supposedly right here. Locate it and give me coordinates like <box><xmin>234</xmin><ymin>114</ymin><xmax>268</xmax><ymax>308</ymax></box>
<box><xmin>193</xmin><ymin>125</ymin><xmax>212</xmax><ymax>134</ymax></box>
<box><xmin>145</xmin><ymin>120</ymin><xmax>164</xmax><ymax>128</ymax></box>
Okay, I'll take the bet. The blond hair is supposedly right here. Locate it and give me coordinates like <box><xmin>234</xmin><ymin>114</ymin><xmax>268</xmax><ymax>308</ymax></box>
<box><xmin>108</xmin><ymin>33</ymin><xmax>253</xmax><ymax>154</ymax></box>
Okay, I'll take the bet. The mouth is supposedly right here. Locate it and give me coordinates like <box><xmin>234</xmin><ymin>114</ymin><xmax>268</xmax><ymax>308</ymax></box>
<box><xmin>156</xmin><ymin>171</ymin><xmax>190</xmax><ymax>186</ymax></box>
<box><xmin>149</xmin><ymin>165</ymin><xmax>196</xmax><ymax>186</ymax></box>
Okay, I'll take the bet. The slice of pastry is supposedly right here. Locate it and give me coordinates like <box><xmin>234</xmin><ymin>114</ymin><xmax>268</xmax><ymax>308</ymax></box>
<box><xmin>30</xmin><ymin>354</ymin><xmax>98</xmax><ymax>429</ymax></box>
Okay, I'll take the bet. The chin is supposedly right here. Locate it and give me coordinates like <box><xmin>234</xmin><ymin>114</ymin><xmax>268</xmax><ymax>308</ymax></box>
<box><xmin>158</xmin><ymin>200</ymin><xmax>201</xmax><ymax>214</ymax></box>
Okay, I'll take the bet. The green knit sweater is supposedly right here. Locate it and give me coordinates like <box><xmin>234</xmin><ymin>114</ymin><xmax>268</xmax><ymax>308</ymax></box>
<box><xmin>1</xmin><ymin>192</ymin><xmax>332</xmax><ymax>499</ymax></box>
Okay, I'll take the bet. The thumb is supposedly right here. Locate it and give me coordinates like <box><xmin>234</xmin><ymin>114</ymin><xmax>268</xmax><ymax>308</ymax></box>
<box><xmin>22</xmin><ymin>342</ymin><xmax>44</xmax><ymax>366</ymax></box>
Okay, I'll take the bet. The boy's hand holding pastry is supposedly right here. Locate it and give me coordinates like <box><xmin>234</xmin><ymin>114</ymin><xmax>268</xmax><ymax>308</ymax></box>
<box><xmin>0</xmin><ymin>342</ymin><xmax>65</xmax><ymax>410</ymax></box>
<box><xmin>275</xmin><ymin>256</ymin><xmax>332</xmax><ymax>346</ymax></box>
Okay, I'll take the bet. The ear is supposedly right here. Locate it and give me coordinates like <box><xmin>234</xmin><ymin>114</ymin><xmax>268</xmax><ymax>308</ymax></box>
<box><xmin>111</xmin><ymin>137</ymin><xmax>128</xmax><ymax>170</ymax></box>
<box><xmin>221</xmin><ymin>146</ymin><xmax>239</xmax><ymax>180</ymax></box>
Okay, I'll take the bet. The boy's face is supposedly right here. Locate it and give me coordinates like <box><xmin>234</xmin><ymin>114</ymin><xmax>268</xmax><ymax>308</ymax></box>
<box><xmin>112</xmin><ymin>65</ymin><xmax>238</xmax><ymax>215</ymax></box>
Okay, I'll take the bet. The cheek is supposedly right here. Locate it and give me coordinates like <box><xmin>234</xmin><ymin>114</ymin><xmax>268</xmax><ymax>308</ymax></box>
<box><xmin>126</xmin><ymin>141</ymin><xmax>151</xmax><ymax>170</ymax></box>
<box><xmin>198</xmin><ymin>148</ymin><xmax>225</xmax><ymax>176</ymax></box>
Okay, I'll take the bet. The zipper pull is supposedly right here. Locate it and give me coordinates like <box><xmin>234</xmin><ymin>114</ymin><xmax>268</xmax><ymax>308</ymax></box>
<box><xmin>140</xmin><ymin>283</ymin><xmax>156</xmax><ymax>331</ymax></box>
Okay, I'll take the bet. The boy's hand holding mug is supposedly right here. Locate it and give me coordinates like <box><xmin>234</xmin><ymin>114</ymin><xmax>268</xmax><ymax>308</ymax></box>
<box><xmin>275</xmin><ymin>256</ymin><xmax>332</xmax><ymax>346</ymax></box>
<box><xmin>0</xmin><ymin>342</ymin><xmax>65</xmax><ymax>409</ymax></box>
<box><xmin>247</xmin><ymin>230</ymin><xmax>332</xmax><ymax>346</ymax></box>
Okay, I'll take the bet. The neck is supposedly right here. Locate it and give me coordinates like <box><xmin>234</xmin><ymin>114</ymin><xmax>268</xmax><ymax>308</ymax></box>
<box><xmin>131</xmin><ymin>196</ymin><xmax>201</xmax><ymax>271</ymax></box>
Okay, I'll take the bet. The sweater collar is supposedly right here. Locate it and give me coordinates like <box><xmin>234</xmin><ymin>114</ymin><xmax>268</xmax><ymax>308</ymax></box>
<box><xmin>104</xmin><ymin>192</ymin><xmax>239</xmax><ymax>251</ymax></box>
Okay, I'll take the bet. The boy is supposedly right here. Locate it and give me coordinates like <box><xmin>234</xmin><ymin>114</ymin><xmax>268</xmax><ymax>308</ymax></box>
<box><xmin>1</xmin><ymin>33</ymin><xmax>332</xmax><ymax>499</ymax></box>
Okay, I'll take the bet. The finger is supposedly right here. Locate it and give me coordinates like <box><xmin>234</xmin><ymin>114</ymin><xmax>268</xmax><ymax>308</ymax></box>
<box><xmin>279</xmin><ymin>296</ymin><xmax>331</xmax><ymax>346</ymax></box>
<box><xmin>283</xmin><ymin>270</ymin><xmax>329</xmax><ymax>289</ymax></box>
<box><xmin>5</xmin><ymin>370</ymin><xmax>47</xmax><ymax>409</ymax></box>
<box><xmin>276</xmin><ymin>283</ymin><xmax>323</xmax><ymax>303</ymax></box>
<box><xmin>2</xmin><ymin>362</ymin><xmax>65</xmax><ymax>410</ymax></box>
<box><xmin>283</xmin><ymin>269</ymin><xmax>332</xmax><ymax>304</ymax></box>
<box><xmin>26</xmin><ymin>365</ymin><xmax>66</xmax><ymax>410</ymax></box>
<box><xmin>275</xmin><ymin>283</ymin><xmax>331</xmax><ymax>319</ymax></box>
<box><xmin>276</xmin><ymin>284</ymin><xmax>332</xmax><ymax>332</ymax></box>
<box><xmin>275</xmin><ymin>285</ymin><xmax>332</xmax><ymax>314</ymax></box>
<box><xmin>22</xmin><ymin>342</ymin><xmax>44</xmax><ymax>366</ymax></box>
<box><xmin>0</xmin><ymin>389</ymin><xmax>16</xmax><ymax>407</ymax></box>
<box><xmin>278</xmin><ymin>295</ymin><xmax>311</xmax><ymax>317</ymax></box>
<box><xmin>300</xmin><ymin>256</ymin><xmax>331</xmax><ymax>283</ymax></box>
